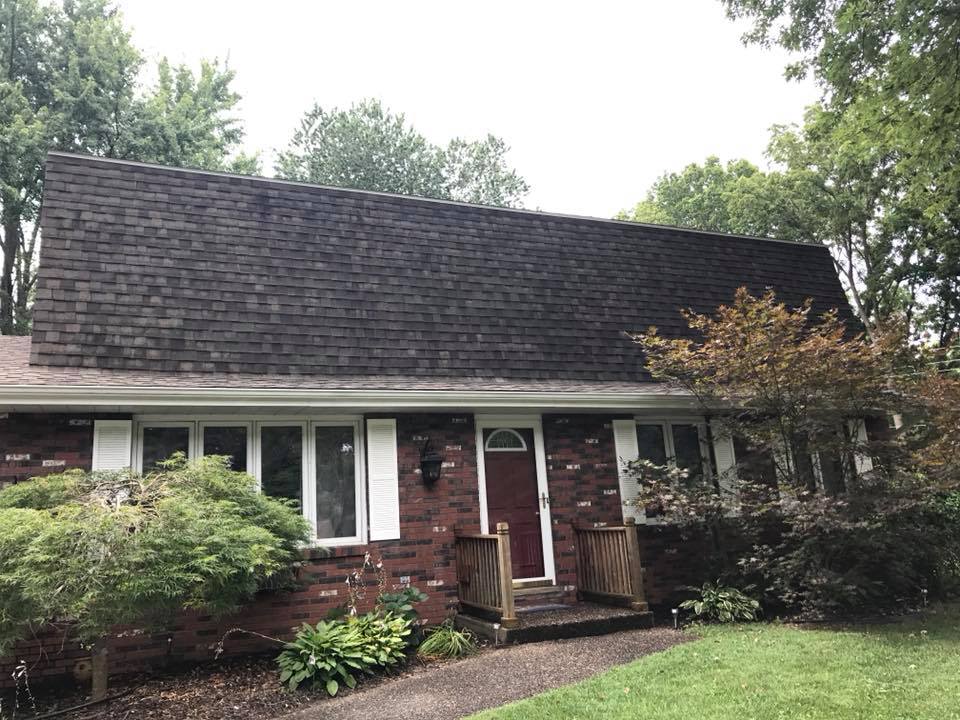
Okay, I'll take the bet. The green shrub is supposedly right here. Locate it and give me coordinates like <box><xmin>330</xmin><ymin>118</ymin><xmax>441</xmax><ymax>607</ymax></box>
<box><xmin>680</xmin><ymin>581</ymin><xmax>760</xmax><ymax>623</ymax></box>
<box><xmin>417</xmin><ymin>620</ymin><xmax>478</xmax><ymax>660</ymax></box>
<box><xmin>379</xmin><ymin>585</ymin><xmax>428</xmax><ymax>625</ymax></box>
<box><xmin>277</xmin><ymin>611</ymin><xmax>411</xmax><ymax>695</ymax></box>
<box><xmin>0</xmin><ymin>456</ymin><xmax>310</xmax><ymax>653</ymax></box>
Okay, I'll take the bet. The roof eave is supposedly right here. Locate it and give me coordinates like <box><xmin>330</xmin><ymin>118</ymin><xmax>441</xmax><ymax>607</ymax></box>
<box><xmin>0</xmin><ymin>384</ymin><xmax>702</xmax><ymax>412</ymax></box>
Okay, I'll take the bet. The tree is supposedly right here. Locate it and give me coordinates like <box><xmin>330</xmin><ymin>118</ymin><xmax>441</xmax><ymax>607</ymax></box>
<box><xmin>718</xmin><ymin>0</ymin><xmax>960</xmax><ymax>346</ymax></box>
<box><xmin>628</xmin><ymin>289</ymin><xmax>960</xmax><ymax>615</ymax></box>
<box><xmin>0</xmin><ymin>456</ymin><xmax>310</xmax><ymax>698</ymax></box>
<box><xmin>276</xmin><ymin>98</ymin><xmax>529</xmax><ymax>207</ymax></box>
<box><xmin>0</xmin><ymin>0</ymin><xmax>256</xmax><ymax>335</ymax></box>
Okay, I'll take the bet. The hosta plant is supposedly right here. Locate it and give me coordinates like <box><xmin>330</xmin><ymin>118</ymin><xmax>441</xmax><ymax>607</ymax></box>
<box><xmin>277</xmin><ymin>611</ymin><xmax>411</xmax><ymax>695</ymax></box>
<box><xmin>680</xmin><ymin>581</ymin><xmax>761</xmax><ymax>623</ymax></box>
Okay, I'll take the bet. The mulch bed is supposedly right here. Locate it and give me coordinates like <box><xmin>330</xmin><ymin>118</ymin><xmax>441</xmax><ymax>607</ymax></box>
<box><xmin>0</xmin><ymin>655</ymin><xmax>329</xmax><ymax>720</ymax></box>
<box><xmin>1</xmin><ymin>626</ymin><xmax>689</xmax><ymax>720</ymax></box>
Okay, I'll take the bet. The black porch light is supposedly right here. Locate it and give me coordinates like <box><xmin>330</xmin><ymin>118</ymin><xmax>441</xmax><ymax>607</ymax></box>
<box><xmin>419</xmin><ymin>439</ymin><xmax>444</xmax><ymax>485</ymax></box>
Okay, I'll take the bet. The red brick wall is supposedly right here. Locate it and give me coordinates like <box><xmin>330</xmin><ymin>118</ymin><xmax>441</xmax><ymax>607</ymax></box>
<box><xmin>0</xmin><ymin>413</ymin><xmax>112</xmax><ymax>487</ymax></box>
<box><xmin>0</xmin><ymin>410</ymin><xmax>713</xmax><ymax>685</ymax></box>
<box><xmin>0</xmin><ymin>412</ymin><xmax>480</xmax><ymax>686</ymax></box>
<box><xmin>541</xmin><ymin>413</ymin><xmax>713</xmax><ymax>609</ymax></box>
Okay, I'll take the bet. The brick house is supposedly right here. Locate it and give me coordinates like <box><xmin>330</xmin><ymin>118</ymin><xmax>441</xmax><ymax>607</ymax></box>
<box><xmin>0</xmin><ymin>153</ymin><xmax>851</xmax><ymax>680</ymax></box>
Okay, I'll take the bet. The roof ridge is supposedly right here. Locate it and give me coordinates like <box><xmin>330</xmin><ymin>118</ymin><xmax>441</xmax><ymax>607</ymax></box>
<box><xmin>45</xmin><ymin>151</ymin><xmax>827</xmax><ymax>250</ymax></box>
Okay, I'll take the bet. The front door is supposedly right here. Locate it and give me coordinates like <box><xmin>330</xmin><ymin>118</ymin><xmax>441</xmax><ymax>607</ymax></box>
<box><xmin>482</xmin><ymin>427</ymin><xmax>545</xmax><ymax>579</ymax></box>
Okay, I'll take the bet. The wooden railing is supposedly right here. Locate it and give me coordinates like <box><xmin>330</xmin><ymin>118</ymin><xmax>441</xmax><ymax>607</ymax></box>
<box><xmin>574</xmin><ymin>517</ymin><xmax>648</xmax><ymax>611</ymax></box>
<box><xmin>454</xmin><ymin>522</ymin><xmax>518</xmax><ymax>627</ymax></box>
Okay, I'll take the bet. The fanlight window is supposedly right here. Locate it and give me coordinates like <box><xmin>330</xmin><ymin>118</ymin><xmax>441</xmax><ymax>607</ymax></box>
<box><xmin>485</xmin><ymin>428</ymin><xmax>527</xmax><ymax>452</ymax></box>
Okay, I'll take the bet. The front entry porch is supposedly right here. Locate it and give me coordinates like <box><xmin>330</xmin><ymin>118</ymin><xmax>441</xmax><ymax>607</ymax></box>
<box><xmin>453</xmin><ymin>519</ymin><xmax>653</xmax><ymax>643</ymax></box>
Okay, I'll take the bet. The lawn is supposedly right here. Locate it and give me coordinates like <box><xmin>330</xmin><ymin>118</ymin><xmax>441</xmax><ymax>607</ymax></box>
<box><xmin>470</xmin><ymin>605</ymin><xmax>960</xmax><ymax>720</ymax></box>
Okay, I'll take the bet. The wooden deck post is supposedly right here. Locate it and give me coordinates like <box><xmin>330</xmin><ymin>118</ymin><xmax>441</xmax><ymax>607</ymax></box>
<box><xmin>623</xmin><ymin>517</ymin><xmax>649</xmax><ymax>612</ymax></box>
<box><xmin>495</xmin><ymin>522</ymin><xmax>518</xmax><ymax>628</ymax></box>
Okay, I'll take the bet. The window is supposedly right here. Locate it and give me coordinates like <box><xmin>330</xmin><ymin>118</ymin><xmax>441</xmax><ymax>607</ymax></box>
<box><xmin>635</xmin><ymin>421</ymin><xmax>708</xmax><ymax>480</ymax></box>
<box><xmin>201</xmin><ymin>423</ymin><xmax>250</xmax><ymax>472</ymax></box>
<box><xmin>484</xmin><ymin>428</ymin><xmax>527</xmax><ymax>451</ymax></box>
<box><xmin>260</xmin><ymin>425</ymin><xmax>305</xmax><ymax>504</ymax></box>
<box><xmin>133</xmin><ymin>418</ymin><xmax>364</xmax><ymax>546</ymax></box>
<box><xmin>140</xmin><ymin>423</ymin><xmax>192</xmax><ymax>472</ymax></box>
<box><xmin>315</xmin><ymin>425</ymin><xmax>358</xmax><ymax>542</ymax></box>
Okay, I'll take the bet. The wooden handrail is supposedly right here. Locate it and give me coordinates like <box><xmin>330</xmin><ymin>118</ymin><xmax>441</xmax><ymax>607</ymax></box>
<box><xmin>454</xmin><ymin>522</ymin><xmax>517</xmax><ymax>627</ymax></box>
<box><xmin>573</xmin><ymin>517</ymin><xmax>648</xmax><ymax>611</ymax></box>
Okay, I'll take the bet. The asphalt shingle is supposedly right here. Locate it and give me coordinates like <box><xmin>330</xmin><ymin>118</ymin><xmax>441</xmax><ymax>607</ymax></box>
<box><xmin>27</xmin><ymin>152</ymin><xmax>853</xmax><ymax>382</ymax></box>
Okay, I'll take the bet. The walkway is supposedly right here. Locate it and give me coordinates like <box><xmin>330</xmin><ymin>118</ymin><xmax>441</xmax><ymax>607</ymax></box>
<box><xmin>283</xmin><ymin>626</ymin><xmax>687</xmax><ymax>720</ymax></box>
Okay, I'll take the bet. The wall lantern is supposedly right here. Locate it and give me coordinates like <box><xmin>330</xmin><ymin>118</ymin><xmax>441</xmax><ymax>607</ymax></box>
<box><xmin>420</xmin><ymin>439</ymin><xmax>444</xmax><ymax>485</ymax></box>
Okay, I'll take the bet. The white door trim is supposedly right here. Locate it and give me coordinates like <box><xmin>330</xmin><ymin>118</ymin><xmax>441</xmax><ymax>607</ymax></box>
<box><xmin>475</xmin><ymin>414</ymin><xmax>556</xmax><ymax>584</ymax></box>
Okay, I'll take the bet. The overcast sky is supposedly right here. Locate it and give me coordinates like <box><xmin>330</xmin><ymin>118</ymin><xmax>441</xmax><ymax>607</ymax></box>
<box><xmin>116</xmin><ymin>0</ymin><xmax>818</xmax><ymax>218</ymax></box>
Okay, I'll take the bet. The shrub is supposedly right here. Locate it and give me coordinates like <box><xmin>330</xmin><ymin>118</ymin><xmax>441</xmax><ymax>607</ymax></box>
<box><xmin>680</xmin><ymin>581</ymin><xmax>760</xmax><ymax>623</ymax></box>
<box><xmin>0</xmin><ymin>456</ymin><xmax>311</xmax><ymax>697</ymax></box>
<box><xmin>277</xmin><ymin>611</ymin><xmax>410</xmax><ymax>695</ymax></box>
<box><xmin>416</xmin><ymin>620</ymin><xmax>478</xmax><ymax>660</ymax></box>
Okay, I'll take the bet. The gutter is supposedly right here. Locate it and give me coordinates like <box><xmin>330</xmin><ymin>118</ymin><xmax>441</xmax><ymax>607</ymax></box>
<box><xmin>0</xmin><ymin>384</ymin><xmax>700</xmax><ymax>411</ymax></box>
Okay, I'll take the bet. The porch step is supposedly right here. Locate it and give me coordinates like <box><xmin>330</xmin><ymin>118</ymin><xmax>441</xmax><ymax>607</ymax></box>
<box><xmin>455</xmin><ymin>602</ymin><xmax>654</xmax><ymax>645</ymax></box>
<box><xmin>512</xmin><ymin>584</ymin><xmax>568</xmax><ymax>610</ymax></box>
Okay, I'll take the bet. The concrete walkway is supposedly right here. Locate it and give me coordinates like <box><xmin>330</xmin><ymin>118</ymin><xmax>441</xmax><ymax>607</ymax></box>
<box><xmin>283</xmin><ymin>627</ymin><xmax>687</xmax><ymax>720</ymax></box>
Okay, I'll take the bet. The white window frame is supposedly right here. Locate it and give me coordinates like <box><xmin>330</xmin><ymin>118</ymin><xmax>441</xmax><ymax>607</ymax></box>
<box><xmin>132</xmin><ymin>415</ymin><xmax>366</xmax><ymax>547</ymax></box>
<box><xmin>628</xmin><ymin>416</ymin><xmax>713</xmax><ymax>525</ymax></box>
<box><xmin>311</xmin><ymin>419</ymin><xmax>366</xmax><ymax>547</ymax></box>
<box><xmin>634</xmin><ymin>418</ymin><xmax>711</xmax><ymax>476</ymax></box>
<box><xmin>134</xmin><ymin>420</ymin><xmax>195</xmax><ymax>473</ymax></box>
<box><xmin>484</xmin><ymin>428</ymin><xmax>529</xmax><ymax>452</ymax></box>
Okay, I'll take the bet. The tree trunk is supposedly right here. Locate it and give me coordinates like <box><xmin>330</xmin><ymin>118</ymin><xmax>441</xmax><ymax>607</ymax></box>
<box><xmin>0</xmin><ymin>213</ymin><xmax>20</xmax><ymax>335</ymax></box>
<box><xmin>90</xmin><ymin>638</ymin><xmax>109</xmax><ymax>701</ymax></box>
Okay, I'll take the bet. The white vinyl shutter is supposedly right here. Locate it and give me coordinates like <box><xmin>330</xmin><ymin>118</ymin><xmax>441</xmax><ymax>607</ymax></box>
<box><xmin>710</xmin><ymin>420</ymin><xmax>738</xmax><ymax>494</ymax></box>
<box><xmin>848</xmin><ymin>418</ymin><xmax>874</xmax><ymax>475</ymax></box>
<box><xmin>366</xmin><ymin>419</ymin><xmax>400</xmax><ymax>541</ymax></box>
<box><xmin>612</xmin><ymin>419</ymin><xmax>641</xmax><ymax>522</ymax></box>
<box><xmin>92</xmin><ymin>420</ymin><xmax>132</xmax><ymax>470</ymax></box>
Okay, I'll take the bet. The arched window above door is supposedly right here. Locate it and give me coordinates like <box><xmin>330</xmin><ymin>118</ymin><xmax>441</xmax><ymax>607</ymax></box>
<box><xmin>485</xmin><ymin>428</ymin><xmax>527</xmax><ymax>452</ymax></box>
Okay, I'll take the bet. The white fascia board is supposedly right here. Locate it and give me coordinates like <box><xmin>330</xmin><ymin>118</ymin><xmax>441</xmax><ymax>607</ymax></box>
<box><xmin>0</xmin><ymin>385</ymin><xmax>701</xmax><ymax>411</ymax></box>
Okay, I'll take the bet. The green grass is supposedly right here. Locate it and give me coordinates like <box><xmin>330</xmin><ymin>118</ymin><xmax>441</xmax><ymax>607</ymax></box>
<box><xmin>470</xmin><ymin>605</ymin><xmax>960</xmax><ymax>720</ymax></box>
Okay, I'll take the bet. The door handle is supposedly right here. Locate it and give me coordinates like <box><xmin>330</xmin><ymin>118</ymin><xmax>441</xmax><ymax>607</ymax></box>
<box><xmin>540</xmin><ymin>492</ymin><xmax>550</xmax><ymax>509</ymax></box>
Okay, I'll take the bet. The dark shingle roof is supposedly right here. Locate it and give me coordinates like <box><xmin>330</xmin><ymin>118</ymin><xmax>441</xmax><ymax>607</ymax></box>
<box><xmin>28</xmin><ymin>152</ymin><xmax>852</xmax><ymax>382</ymax></box>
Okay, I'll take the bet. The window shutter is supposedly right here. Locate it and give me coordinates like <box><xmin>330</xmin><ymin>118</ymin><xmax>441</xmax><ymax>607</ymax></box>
<box><xmin>710</xmin><ymin>420</ymin><xmax>738</xmax><ymax>493</ymax></box>
<box><xmin>848</xmin><ymin>419</ymin><xmax>874</xmax><ymax>475</ymax></box>
<box><xmin>366</xmin><ymin>419</ymin><xmax>400</xmax><ymax>541</ymax></box>
<box><xmin>612</xmin><ymin>419</ymin><xmax>641</xmax><ymax>522</ymax></box>
<box><xmin>92</xmin><ymin>420</ymin><xmax>132</xmax><ymax>470</ymax></box>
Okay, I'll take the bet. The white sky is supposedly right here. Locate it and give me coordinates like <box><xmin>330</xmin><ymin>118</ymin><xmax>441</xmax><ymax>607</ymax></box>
<box><xmin>116</xmin><ymin>0</ymin><xmax>818</xmax><ymax>218</ymax></box>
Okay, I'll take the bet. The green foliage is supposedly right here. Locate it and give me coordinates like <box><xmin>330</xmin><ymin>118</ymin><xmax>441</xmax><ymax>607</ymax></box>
<box><xmin>0</xmin><ymin>456</ymin><xmax>310</xmax><ymax>654</ymax></box>
<box><xmin>633</xmin><ymin>289</ymin><xmax>960</xmax><ymax>616</ymax></box>
<box><xmin>714</xmin><ymin>0</ymin><xmax>960</xmax><ymax>346</ymax></box>
<box><xmin>276</xmin><ymin>98</ymin><xmax>528</xmax><ymax>207</ymax></box>
<box><xmin>379</xmin><ymin>585</ymin><xmax>428</xmax><ymax>625</ymax></box>
<box><xmin>0</xmin><ymin>0</ymin><xmax>255</xmax><ymax>334</ymax></box>
<box><xmin>417</xmin><ymin>620</ymin><xmax>478</xmax><ymax>660</ymax></box>
<box><xmin>680</xmin><ymin>581</ymin><xmax>760</xmax><ymax>623</ymax></box>
<box><xmin>277</xmin><ymin>611</ymin><xmax>410</xmax><ymax>695</ymax></box>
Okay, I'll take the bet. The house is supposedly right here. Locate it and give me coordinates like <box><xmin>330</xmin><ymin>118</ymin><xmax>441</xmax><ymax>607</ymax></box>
<box><xmin>0</xmin><ymin>152</ymin><xmax>851</xmax><ymax>678</ymax></box>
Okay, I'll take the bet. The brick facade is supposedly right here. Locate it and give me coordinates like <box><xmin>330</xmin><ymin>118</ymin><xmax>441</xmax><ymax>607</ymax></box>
<box><xmin>0</xmin><ymin>410</ymin><xmax>710</xmax><ymax>685</ymax></box>
<box><xmin>0</xmin><ymin>413</ymin><xmax>107</xmax><ymax>487</ymax></box>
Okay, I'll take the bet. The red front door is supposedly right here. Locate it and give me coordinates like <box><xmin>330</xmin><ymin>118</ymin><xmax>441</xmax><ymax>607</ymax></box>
<box><xmin>483</xmin><ymin>428</ymin><xmax>545</xmax><ymax>579</ymax></box>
